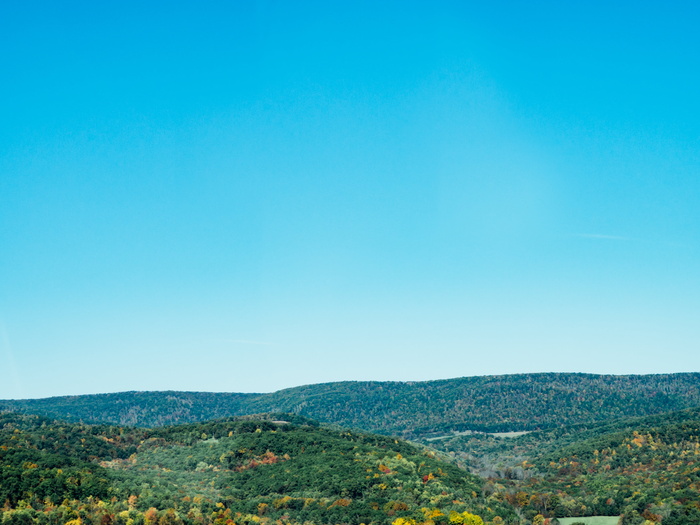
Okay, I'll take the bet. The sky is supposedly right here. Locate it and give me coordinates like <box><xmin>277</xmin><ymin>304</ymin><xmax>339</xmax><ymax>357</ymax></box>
<box><xmin>2</xmin><ymin>1</ymin><xmax>699</xmax><ymax>399</ymax></box>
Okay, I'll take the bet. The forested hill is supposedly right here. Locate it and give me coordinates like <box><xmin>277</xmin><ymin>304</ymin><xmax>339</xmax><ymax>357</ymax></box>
<box><xmin>425</xmin><ymin>406</ymin><xmax>700</xmax><ymax>523</ymax></box>
<box><xmin>512</xmin><ymin>406</ymin><xmax>700</xmax><ymax>523</ymax></box>
<box><xmin>0</xmin><ymin>391</ymin><xmax>258</xmax><ymax>428</ymax></box>
<box><xmin>0</xmin><ymin>412</ymin><xmax>515</xmax><ymax>525</ymax></box>
<box><xmin>4</xmin><ymin>407</ymin><xmax>700</xmax><ymax>523</ymax></box>
<box><xmin>2</xmin><ymin>372</ymin><xmax>700</xmax><ymax>436</ymax></box>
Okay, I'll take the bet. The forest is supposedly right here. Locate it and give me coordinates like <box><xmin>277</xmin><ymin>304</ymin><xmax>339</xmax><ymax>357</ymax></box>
<box><xmin>3</xmin><ymin>373</ymin><xmax>700</xmax><ymax>525</ymax></box>
<box><xmin>0</xmin><ymin>412</ymin><xmax>515</xmax><ymax>525</ymax></box>
<box><xmin>425</xmin><ymin>408</ymin><xmax>700</xmax><ymax>524</ymax></box>
<box><xmin>2</xmin><ymin>373</ymin><xmax>700</xmax><ymax>436</ymax></box>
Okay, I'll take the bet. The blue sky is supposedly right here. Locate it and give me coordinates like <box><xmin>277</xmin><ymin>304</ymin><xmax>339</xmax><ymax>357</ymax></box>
<box><xmin>2</xmin><ymin>1</ymin><xmax>699</xmax><ymax>399</ymax></box>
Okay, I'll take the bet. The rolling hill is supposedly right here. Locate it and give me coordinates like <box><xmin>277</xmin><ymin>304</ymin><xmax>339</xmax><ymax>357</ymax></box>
<box><xmin>0</xmin><ymin>412</ymin><xmax>515</xmax><ymax>525</ymax></box>
<box><xmin>2</xmin><ymin>373</ymin><xmax>700</xmax><ymax>437</ymax></box>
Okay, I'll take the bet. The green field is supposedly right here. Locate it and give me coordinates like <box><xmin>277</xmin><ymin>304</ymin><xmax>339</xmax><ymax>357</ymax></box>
<box><xmin>557</xmin><ymin>518</ymin><xmax>619</xmax><ymax>525</ymax></box>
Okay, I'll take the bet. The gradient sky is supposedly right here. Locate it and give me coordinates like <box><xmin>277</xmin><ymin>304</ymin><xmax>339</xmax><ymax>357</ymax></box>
<box><xmin>2</xmin><ymin>1</ymin><xmax>699</xmax><ymax>399</ymax></box>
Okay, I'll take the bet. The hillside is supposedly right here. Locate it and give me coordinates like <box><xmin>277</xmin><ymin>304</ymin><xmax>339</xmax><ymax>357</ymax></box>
<box><xmin>0</xmin><ymin>412</ymin><xmax>515</xmax><ymax>525</ymax></box>
<box><xmin>0</xmin><ymin>391</ymin><xmax>258</xmax><ymax>428</ymax></box>
<box><xmin>423</xmin><ymin>406</ymin><xmax>700</xmax><ymax>474</ymax></box>
<box><xmin>4</xmin><ymin>406</ymin><xmax>700</xmax><ymax>524</ymax></box>
<box><xmin>2</xmin><ymin>373</ymin><xmax>700</xmax><ymax>436</ymax></box>
<box><xmin>426</xmin><ymin>407</ymin><xmax>700</xmax><ymax>524</ymax></box>
<box><xmin>518</xmin><ymin>408</ymin><xmax>700</xmax><ymax>524</ymax></box>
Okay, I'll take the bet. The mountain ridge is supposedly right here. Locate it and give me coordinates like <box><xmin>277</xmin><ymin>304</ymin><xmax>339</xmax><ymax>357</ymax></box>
<box><xmin>3</xmin><ymin>372</ymin><xmax>700</xmax><ymax>437</ymax></box>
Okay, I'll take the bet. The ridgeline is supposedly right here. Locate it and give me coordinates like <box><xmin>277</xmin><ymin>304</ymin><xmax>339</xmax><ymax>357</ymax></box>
<box><xmin>2</xmin><ymin>373</ymin><xmax>700</xmax><ymax>437</ymax></box>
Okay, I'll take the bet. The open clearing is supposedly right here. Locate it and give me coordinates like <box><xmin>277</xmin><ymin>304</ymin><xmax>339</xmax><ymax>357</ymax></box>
<box><xmin>424</xmin><ymin>430</ymin><xmax>530</xmax><ymax>441</ymax></box>
<box><xmin>488</xmin><ymin>431</ymin><xmax>530</xmax><ymax>438</ymax></box>
<box><xmin>557</xmin><ymin>517</ymin><xmax>619</xmax><ymax>525</ymax></box>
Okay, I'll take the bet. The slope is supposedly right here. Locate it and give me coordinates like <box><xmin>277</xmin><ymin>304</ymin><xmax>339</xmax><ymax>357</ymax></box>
<box><xmin>429</xmin><ymin>407</ymin><xmax>700</xmax><ymax>524</ymax></box>
<box><xmin>2</xmin><ymin>373</ymin><xmax>700</xmax><ymax>437</ymax></box>
<box><xmin>0</xmin><ymin>412</ymin><xmax>516</xmax><ymax>525</ymax></box>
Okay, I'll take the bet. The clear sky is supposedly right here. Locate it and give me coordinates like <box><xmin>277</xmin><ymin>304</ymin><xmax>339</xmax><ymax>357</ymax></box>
<box><xmin>2</xmin><ymin>1</ymin><xmax>699</xmax><ymax>399</ymax></box>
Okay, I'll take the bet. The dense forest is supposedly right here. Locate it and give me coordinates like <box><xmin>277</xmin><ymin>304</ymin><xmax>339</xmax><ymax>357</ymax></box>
<box><xmin>0</xmin><ymin>412</ymin><xmax>515</xmax><ymax>525</ymax></box>
<box><xmin>425</xmin><ymin>408</ymin><xmax>700</xmax><ymax>524</ymax></box>
<box><xmin>4</xmin><ymin>408</ymin><xmax>700</xmax><ymax>524</ymax></box>
<box><xmin>4</xmin><ymin>373</ymin><xmax>700</xmax><ymax>524</ymax></box>
<box><xmin>2</xmin><ymin>373</ymin><xmax>700</xmax><ymax>436</ymax></box>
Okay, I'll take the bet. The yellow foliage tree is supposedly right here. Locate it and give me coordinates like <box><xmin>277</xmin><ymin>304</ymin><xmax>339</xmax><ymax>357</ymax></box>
<box><xmin>449</xmin><ymin>511</ymin><xmax>484</xmax><ymax>525</ymax></box>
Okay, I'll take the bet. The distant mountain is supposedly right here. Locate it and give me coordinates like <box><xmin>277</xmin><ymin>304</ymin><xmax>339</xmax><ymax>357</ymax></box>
<box><xmin>0</xmin><ymin>391</ymin><xmax>258</xmax><ymax>427</ymax></box>
<box><xmin>2</xmin><ymin>372</ymin><xmax>700</xmax><ymax>437</ymax></box>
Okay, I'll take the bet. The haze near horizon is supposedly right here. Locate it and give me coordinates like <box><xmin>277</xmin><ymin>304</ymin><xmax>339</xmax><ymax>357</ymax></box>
<box><xmin>2</xmin><ymin>1</ymin><xmax>699</xmax><ymax>399</ymax></box>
